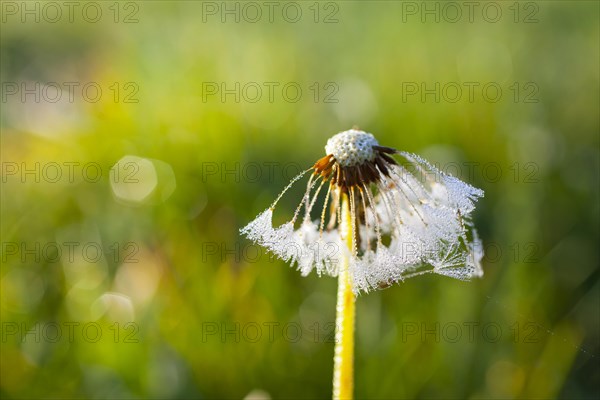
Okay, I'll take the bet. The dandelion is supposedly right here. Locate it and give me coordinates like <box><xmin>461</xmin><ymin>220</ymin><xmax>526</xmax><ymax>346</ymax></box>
<box><xmin>240</xmin><ymin>129</ymin><xmax>484</xmax><ymax>399</ymax></box>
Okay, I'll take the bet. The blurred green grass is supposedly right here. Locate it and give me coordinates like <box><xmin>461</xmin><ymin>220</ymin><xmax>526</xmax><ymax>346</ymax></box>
<box><xmin>1</xmin><ymin>1</ymin><xmax>599</xmax><ymax>399</ymax></box>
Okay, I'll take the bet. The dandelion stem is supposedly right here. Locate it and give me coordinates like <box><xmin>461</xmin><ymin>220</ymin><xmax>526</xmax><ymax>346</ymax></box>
<box><xmin>332</xmin><ymin>192</ymin><xmax>355</xmax><ymax>400</ymax></box>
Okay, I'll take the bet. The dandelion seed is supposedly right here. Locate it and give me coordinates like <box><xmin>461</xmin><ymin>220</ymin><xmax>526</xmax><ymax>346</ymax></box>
<box><xmin>240</xmin><ymin>128</ymin><xmax>484</xmax><ymax>294</ymax></box>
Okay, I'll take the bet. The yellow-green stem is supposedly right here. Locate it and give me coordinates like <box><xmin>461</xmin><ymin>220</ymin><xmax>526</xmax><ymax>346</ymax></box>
<box><xmin>332</xmin><ymin>193</ymin><xmax>355</xmax><ymax>399</ymax></box>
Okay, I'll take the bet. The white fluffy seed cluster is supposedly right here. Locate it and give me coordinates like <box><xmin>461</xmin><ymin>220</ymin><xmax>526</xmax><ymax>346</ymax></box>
<box><xmin>325</xmin><ymin>129</ymin><xmax>379</xmax><ymax>167</ymax></box>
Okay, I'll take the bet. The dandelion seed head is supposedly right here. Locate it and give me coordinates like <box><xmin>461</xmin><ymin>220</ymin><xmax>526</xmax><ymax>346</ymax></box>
<box><xmin>241</xmin><ymin>128</ymin><xmax>485</xmax><ymax>294</ymax></box>
<box><xmin>325</xmin><ymin>129</ymin><xmax>378</xmax><ymax>167</ymax></box>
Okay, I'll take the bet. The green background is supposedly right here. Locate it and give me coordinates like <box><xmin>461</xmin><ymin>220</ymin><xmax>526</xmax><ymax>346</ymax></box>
<box><xmin>1</xmin><ymin>1</ymin><xmax>598</xmax><ymax>398</ymax></box>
